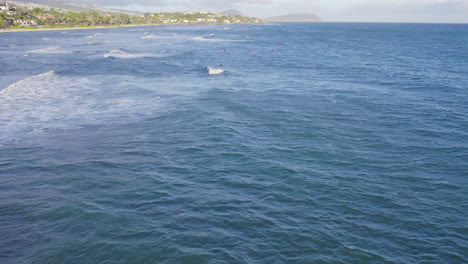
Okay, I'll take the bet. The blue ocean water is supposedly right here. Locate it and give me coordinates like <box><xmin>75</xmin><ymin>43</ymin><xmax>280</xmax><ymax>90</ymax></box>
<box><xmin>0</xmin><ymin>23</ymin><xmax>467</xmax><ymax>263</ymax></box>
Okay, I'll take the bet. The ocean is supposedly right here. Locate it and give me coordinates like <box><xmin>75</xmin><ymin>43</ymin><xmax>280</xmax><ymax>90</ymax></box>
<box><xmin>0</xmin><ymin>23</ymin><xmax>467</xmax><ymax>263</ymax></box>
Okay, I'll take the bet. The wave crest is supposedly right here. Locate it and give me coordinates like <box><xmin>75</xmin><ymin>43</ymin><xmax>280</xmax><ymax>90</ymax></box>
<box><xmin>189</xmin><ymin>36</ymin><xmax>242</xmax><ymax>42</ymax></box>
<box><xmin>104</xmin><ymin>49</ymin><xmax>157</xmax><ymax>59</ymax></box>
<box><xmin>1</xmin><ymin>71</ymin><xmax>56</xmax><ymax>97</ymax></box>
<box><xmin>0</xmin><ymin>72</ymin><xmax>162</xmax><ymax>143</ymax></box>
<box><xmin>141</xmin><ymin>34</ymin><xmax>162</xmax><ymax>39</ymax></box>
<box><xmin>104</xmin><ymin>49</ymin><xmax>149</xmax><ymax>59</ymax></box>
<box><xmin>27</xmin><ymin>47</ymin><xmax>68</xmax><ymax>54</ymax></box>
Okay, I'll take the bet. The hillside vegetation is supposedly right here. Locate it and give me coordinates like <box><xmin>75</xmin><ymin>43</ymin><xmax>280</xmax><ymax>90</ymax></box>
<box><xmin>0</xmin><ymin>2</ymin><xmax>262</xmax><ymax>29</ymax></box>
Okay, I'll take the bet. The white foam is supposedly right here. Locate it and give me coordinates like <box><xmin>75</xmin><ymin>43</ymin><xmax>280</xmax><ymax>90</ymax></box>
<box><xmin>189</xmin><ymin>36</ymin><xmax>241</xmax><ymax>42</ymax></box>
<box><xmin>27</xmin><ymin>47</ymin><xmax>68</xmax><ymax>54</ymax></box>
<box><xmin>141</xmin><ymin>34</ymin><xmax>162</xmax><ymax>39</ymax></box>
<box><xmin>1</xmin><ymin>71</ymin><xmax>56</xmax><ymax>98</ymax></box>
<box><xmin>0</xmin><ymin>72</ymin><xmax>162</xmax><ymax>142</ymax></box>
<box><xmin>84</xmin><ymin>33</ymin><xmax>102</xmax><ymax>39</ymax></box>
<box><xmin>0</xmin><ymin>71</ymin><xmax>97</xmax><ymax>139</ymax></box>
<box><xmin>207</xmin><ymin>67</ymin><xmax>225</xmax><ymax>75</ymax></box>
<box><xmin>104</xmin><ymin>49</ymin><xmax>155</xmax><ymax>59</ymax></box>
<box><xmin>189</xmin><ymin>36</ymin><xmax>208</xmax><ymax>41</ymax></box>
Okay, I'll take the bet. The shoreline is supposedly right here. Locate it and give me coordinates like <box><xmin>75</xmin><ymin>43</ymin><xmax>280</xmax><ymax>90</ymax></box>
<box><xmin>0</xmin><ymin>23</ymin><xmax>264</xmax><ymax>34</ymax></box>
<box><xmin>0</xmin><ymin>24</ymin><xmax>161</xmax><ymax>34</ymax></box>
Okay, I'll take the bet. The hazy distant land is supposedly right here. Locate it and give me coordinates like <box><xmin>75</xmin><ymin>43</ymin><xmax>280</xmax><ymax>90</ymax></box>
<box><xmin>265</xmin><ymin>13</ymin><xmax>322</xmax><ymax>22</ymax></box>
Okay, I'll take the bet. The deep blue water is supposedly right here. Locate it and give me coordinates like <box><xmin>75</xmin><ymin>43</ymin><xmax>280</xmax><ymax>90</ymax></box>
<box><xmin>0</xmin><ymin>23</ymin><xmax>467</xmax><ymax>263</ymax></box>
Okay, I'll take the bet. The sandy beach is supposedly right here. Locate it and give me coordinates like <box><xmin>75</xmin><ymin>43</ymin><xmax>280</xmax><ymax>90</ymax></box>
<box><xmin>0</xmin><ymin>24</ymin><xmax>160</xmax><ymax>34</ymax></box>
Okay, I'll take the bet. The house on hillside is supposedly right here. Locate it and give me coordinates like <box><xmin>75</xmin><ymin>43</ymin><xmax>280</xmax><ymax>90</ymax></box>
<box><xmin>1</xmin><ymin>2</ymin><xmax>17</xmax><ymax>15</ymax></box>
<box><xmin>0</xmin><ymin>2</ymin><xmax>8</xmax><ymax>12</ymax></box>
<box><xmin>14</xmin><ymin>19</ymin><xmax>38</xmax><ymax>27</ymax></box>
<box><xmin>197</xmin><ymin>18</ymin><xmax>217</xmax><ymax>23</ymax></box>
<box><xmin>35</xmin><ymin>14</ymin><xmax>55</xmax><ymax>19</ymax></box>
<box><xmin>5</xmin><ymin>8</ymin><xmax>15</xmax><ymax>15</ymax></box>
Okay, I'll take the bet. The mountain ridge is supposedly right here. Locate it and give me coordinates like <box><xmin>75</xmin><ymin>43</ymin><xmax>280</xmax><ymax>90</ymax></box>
<box><xmin>265</xmin><ymin>13</ymin><xmax>322</xmax><ymax>22</ymax></box>
<box><xmin>223</xmin><ymin>9</ymin><xmax>242</xmax><ymax>16</ymax></box>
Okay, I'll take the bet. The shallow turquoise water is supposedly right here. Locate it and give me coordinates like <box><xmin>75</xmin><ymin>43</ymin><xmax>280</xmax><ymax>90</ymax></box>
<box><xmin>0</xmin><ymin>23</ymin><xmax>467</xmax><ymax>263</ymax></box>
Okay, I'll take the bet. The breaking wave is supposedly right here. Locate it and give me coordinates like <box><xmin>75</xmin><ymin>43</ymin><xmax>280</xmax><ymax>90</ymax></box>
<box><xmin>0</xmin><ymin>71</ymin><xmax>57</xmax><ymax>98</ymax></box>
<box><xmin>141</xmin><ymin>34</ymin><xmax>163</xmax><ymax>39</ymax></box>
<box><xmin>0</xmin><ymin>71</ymin><xmax>161</xmax><ymax>142</ymax></box>
<box><xmin>0</xmin><ymin>71</ymin><xmax>95</xmax><ymax>140</ymax></box>
<box><xmin>104</xmin><ymin>49</ymin><xmax>156</xmax><ymax>59</ymax></box>
<box><xmin>27</xmin><ymin>47</ymin><xmax>68</xmax><ymax>54</ymax></box>
<box><xmin>189</xmin><ymin>36</ymin><xmax>243</xmax><ymax>42</ymax></box>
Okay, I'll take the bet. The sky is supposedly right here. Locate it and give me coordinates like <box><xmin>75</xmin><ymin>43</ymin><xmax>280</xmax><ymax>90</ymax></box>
<box><xmin>82</xmin><ymin>0</ymin><xmax>468</xmax><ymax>23</ymax></box>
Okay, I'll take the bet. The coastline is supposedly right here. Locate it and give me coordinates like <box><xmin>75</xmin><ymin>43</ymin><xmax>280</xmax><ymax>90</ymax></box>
<box><xmin>0</xmin><ymin>22</ymin><xmax>264</xmax><ymax>34</ymax></box>
<box><xmin>0</xmin><ymin>24</ymin><xmax>162</xmax><ymax>34</ymax></box>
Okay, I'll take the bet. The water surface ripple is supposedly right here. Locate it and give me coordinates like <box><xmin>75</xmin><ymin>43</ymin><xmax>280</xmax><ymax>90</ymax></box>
<box><xmin>1</xmin><ymin>23</ymin><xmax>467</xmax><ymax>263</ymax></box>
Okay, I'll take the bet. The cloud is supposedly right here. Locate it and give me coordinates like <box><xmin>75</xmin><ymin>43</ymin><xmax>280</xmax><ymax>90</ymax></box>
<box><xmin>358</xmin><ymin>0</ymin><xmax>468</xmax><ymax>12</ymax></box>
<box><xmin>334</xmin><ymin>0</ymin><xmax>468</xmax><ymax>22</ymax></box>
<box><xmin>84</xmin><ymin>0</ymin><xmax>273</xmax><ymax>7</ymax></box>
<box><xmin>74</xmin><ymin>0</ymin><xmax>467</xmax><ymax>22</ymax></box>
<box><xmin>81</xmin><ymin>0</ymin><xmax>320</xmax><ymax>18</ymax></box>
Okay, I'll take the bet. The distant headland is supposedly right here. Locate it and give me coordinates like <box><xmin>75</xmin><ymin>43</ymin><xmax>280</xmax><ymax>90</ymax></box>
<box><xmin>265</xmin><ymin>13</ymin><xmax>322</xmax><ymax>23</ymax></box>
